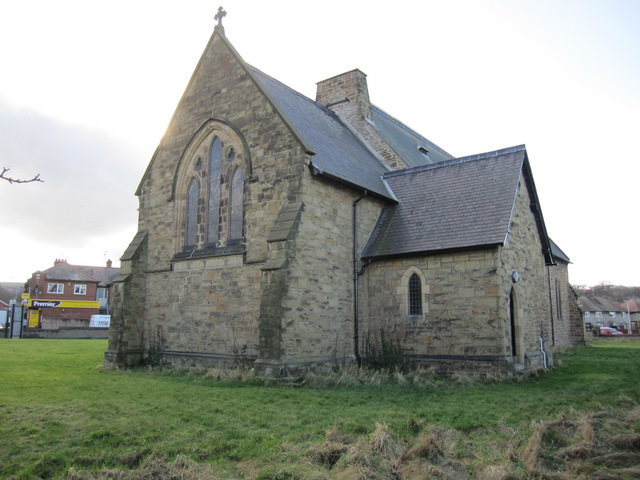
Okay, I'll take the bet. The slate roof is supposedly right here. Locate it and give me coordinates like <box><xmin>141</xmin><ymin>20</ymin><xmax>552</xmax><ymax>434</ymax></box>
<box><xmin>579</xmin><ymin>296</ymin><xmax>625</xmax><ymax>313</ymax></box>
<box><xmin>40</xmin><ymin>261</ymin><xmax>119</xmax><ymax>287</ymax></box>
<box><xmin>248</xmin><ymin>66</ymin><xmax>456</xmax><ymax>199</ymax></box>
<box><xmin>620</xmin><ymin>298</ymin><xmax>640</xmax><ymax>313</ymax></box>
<box><xmin>369</xmin><ymin>106</ymin><xmax>453</xmax><ymax>166</ymax></box>
<box><xmin>362</xmin><ymin>146</ymin><xmax>534</xmax><ymax>259</ymax></box>
<box><xmin>550</xmin><ymin>239</ymin><xmax>571</xmax><ymax>264</ymax></box>
<box><xmin>248</xmin><ymin>66</ymin><xmax>395</xmax><ymax>200</ymax></box>
<box><xmin>74</xmin><ymin>265</ymin><xmax>120</xmax><ymax>286</ymax></box>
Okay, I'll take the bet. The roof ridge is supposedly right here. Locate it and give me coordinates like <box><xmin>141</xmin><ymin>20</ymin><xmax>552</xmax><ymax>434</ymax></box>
<box><xmin>43</xmin><ymin>261</ymin><xmax>101</xmax><ymax>282</ymax></box>
<box><xmin>383</xmin><ymin>144</ymin><xmax>527</xmax><ymax>178</ymax></box>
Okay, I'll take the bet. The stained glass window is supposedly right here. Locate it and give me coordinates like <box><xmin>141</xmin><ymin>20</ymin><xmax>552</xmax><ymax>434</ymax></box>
<box><xmin>186</xmin><ymin>178</ymin><xmax>199</xmax><ymax>246</ymax></box>
<box><xmin>229</xmin><ymin>168</ymin><xmax>244</xmax><ymax>240</ymax></box>
<box><xmin>207</xmin><ymin>137</ymin><xmax>222</xmax><ymax>244</ymax></box>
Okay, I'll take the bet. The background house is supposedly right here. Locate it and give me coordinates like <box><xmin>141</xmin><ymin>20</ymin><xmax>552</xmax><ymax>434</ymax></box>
<box><xmin>578</xmin><ymin>295</ymin><xmax>635</xmax><ymax>333</ymax></box>
<box><xmin>619</xmin><ymin>297</ymin><xmax>640</xmax><ymax>331</ymax></box>
<box><xmin>24</xmin><ymin>259</ymin><xmax>119</xmax><ymax>329</ymax></box>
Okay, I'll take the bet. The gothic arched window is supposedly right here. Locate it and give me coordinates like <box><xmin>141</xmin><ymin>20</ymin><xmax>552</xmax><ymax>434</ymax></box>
<box><xmin>175</xmin><ymin>120</ymin><xmax>250</xmax><ymax>257</ymax></box>
<box><xmin>408</xmin><ymin>273</ymin><xmax>422</xmax><ymax>315</ymax></box>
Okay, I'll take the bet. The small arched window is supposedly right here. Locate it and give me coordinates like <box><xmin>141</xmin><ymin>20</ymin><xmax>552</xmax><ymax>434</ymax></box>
<box><xmin>185</xmin><ymin>178</ymin><xmax>199</xmax><ymax>247</ymax></box>
<box><xmin>408</xmin><ymin>273</ymin><xmax>422</xmax><ymax>315</ymax></box>
<box><xmin>229</xmin><ymin>168</ymin><xmax>244</xmax><ymax>241</ymax></box>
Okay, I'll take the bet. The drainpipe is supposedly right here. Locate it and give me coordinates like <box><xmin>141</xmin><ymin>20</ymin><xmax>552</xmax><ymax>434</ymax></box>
<box><xmin>353</xmin><ymin>191</ymin><xmax>368</xmax><ymax>367</ymax></box>
<box><xmin>540</xmin><ymin>330</ymin><xmax>548</xmax><ymax>369</ymax></box>
<box><xmin>547</xmin><ymin>265</ymin><xmax>555</xmax><ymax>346</ymax></box>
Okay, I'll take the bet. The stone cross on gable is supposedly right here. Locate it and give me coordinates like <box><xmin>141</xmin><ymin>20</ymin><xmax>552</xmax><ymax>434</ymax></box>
<box><xmin>214</xmin><ymin>6</ymin><xmax>227</xmax><ymax>26</ymax></box>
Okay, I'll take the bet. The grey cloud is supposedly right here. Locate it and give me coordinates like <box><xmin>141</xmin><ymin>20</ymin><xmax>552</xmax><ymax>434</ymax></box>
<box><xmin>0</xmin><ymin>99</ymin><xmax>144</xmax><ymax>248</ymax></box>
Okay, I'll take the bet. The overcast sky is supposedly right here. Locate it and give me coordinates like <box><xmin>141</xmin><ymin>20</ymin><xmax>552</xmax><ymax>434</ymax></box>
<box><xmin>1</xmin><ymin>0</ymin><xmax>638</xmax><ymax>287</ymax></box>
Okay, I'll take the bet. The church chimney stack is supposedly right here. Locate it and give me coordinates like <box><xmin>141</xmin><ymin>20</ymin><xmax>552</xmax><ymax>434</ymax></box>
<box><xmin>316</xmin><ymin>69</ymin><xmax>372</xmax><ymax>121</ymax></box>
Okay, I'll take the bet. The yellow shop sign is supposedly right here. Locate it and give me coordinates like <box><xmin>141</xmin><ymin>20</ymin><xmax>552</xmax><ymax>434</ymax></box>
<box><xmin>28</xmin><ymin>299</ymin><xmax>100</xmax><ymax>309</ymax></box>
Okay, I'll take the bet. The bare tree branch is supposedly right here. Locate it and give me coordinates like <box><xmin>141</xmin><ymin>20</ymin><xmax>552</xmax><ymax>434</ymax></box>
<box><xmin>1</xmin><ymin>167</ymin><xmax>44</xmax><ymax>184</ymax></box>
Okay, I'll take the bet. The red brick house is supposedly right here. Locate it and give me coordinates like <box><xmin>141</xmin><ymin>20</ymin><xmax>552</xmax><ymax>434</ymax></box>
<box><xmin>24</xmin><ymin>259</ymin><xmax>119</xmax><ymax>329</ymax></box>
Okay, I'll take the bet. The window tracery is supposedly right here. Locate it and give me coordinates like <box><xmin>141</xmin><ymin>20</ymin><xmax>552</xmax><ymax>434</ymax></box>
<box><xmin>174</xmin><ymin>121</ymin><xmax>249</xmax><ymax>258</ymax></box>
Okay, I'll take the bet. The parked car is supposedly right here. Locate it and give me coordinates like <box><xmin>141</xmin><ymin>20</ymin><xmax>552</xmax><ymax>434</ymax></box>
<box><xmin>599</xmin><ymin>327</ymin><xmax>624</xmax><ymax>335</ymax></box>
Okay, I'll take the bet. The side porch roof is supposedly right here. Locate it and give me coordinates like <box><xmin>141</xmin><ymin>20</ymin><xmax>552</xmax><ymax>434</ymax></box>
<box><xmin>362</xmin><ymin>145</ymin><xmax>554</xmax><ymax>263</ymax></box>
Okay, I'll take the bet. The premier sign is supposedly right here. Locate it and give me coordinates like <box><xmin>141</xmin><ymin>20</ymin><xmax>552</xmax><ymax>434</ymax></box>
<box><xmin>28</xmin><ymin>299</ymin><xmax>101</xmax><ymax>309</ymax></box>
<box><xmin>32</xmin><ymin>300</ymin><xmax>62</xmax><ymax>308</ymax></box>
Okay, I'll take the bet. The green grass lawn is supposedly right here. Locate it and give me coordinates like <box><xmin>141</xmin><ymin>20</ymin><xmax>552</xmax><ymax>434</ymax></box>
<box><xmin>1</xmin><ymin>338</ymin><xmax>639</xmax><ymax>479</ymax></box>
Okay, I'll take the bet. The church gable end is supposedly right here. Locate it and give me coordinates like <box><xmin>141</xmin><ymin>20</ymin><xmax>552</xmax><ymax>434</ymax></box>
<box><xmin>107</xmin><ymin>19</ymin><xmax>309</xmax><ymax>369</ymax></box>
<box><xmin>134</xmin><ymin>26</ymin><xmax>308</xmax><ymax>271</ymax></box>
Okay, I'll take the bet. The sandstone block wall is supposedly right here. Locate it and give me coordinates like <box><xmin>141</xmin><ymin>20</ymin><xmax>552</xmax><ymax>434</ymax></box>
<box><xmin>545</xmin><ymin>261</ymin><xmax>584</xmax><ymax>346</ymax></box>
<box><xmin>359</xmin><ymin>176</ymin><xmax>555</xmax><ymax>374</ymax></box>
<box><xmin>360</xmin><ymin>249</ymin><xmax>505</xmax><ymax>372</ymax></box>
<box><xmin>259</xmin><ymin>173</ymin><xmax>384</xmax><ymax>375</ymax></box>
<box><xmin>497</xmin><ymin>177</ymin><xmax>554</xmax><ymax>370</ymax></box>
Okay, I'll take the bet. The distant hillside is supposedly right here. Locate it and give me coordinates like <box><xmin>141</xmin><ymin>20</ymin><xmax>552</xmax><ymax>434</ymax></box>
<box><xmin>574</xmin><ymin>283</ymin><xmax>640</xmax><ymax>303</ymax></box>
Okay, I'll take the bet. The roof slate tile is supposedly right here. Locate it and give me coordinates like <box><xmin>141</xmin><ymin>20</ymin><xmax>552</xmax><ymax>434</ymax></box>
<box><xmin>362</xmin><ymin>146</ymin><xmax>526</xmax><ymax>259</ymax></box>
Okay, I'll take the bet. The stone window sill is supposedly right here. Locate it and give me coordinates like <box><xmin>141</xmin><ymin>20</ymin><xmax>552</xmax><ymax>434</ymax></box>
<box><xmin>173</xmin><ymin>243</ymin><xmax>245</xmax><ymax>262</ymax></box>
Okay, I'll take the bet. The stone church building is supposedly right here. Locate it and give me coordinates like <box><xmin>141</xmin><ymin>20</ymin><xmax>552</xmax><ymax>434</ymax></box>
<box><xmin>105</xmin><ymin>13</ymin><xmax>583</xmax><ymax>376</ymax></box>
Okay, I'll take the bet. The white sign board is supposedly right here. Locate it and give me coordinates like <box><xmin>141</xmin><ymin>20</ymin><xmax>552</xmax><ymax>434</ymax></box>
<box><xmin>90</xmin><ymin>315</ymin><xmax>110</xmax><ymax>328</ymax></box>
